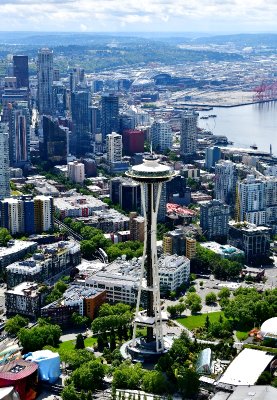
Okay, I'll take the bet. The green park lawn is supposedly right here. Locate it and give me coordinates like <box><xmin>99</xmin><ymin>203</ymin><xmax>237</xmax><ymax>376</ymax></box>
<box><xmin>177</xmin><ymin>311</ymin><xmax>225</xmax><ymax>331</ymax></box>
<box><xmin>51</xmin><ymin>337</ymin><xmax>97</xmax><ymax>353</ymax></box>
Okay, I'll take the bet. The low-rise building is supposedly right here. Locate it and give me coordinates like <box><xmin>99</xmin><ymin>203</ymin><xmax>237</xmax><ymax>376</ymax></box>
<box><xmin>6</xmin><ymin>241</ymin><xmax>81</xmax><ymax>288</ymax></box>
<box><xmin>0</xmin><ymin>240</ymin><xmax>37</xmax><ymax>273</ymax></box>
<box><xmin>5</xmin><ymin>282</ymin><xmax>43</xmax><ymax>318</ymax></box>
<box><xmin>54</xmin><ymin>195</ymin><xmax>107</xmax><ymax>219</ymax></box>
<box><xmin>159</xmin><ymin>254</ymin><xmax>190</xmax><ymax>293</ymax></box>
<box><xmin>75</xmin><ymin>209</ymin><xmax>129</xmax><ymax>233</ymax></box>
<box><xmin>82</xmin><ymin>254</ymin><xmax>190</xmax><ymax>304</ymax></box>
<box><xmin>200</xmin><ymin>242</ymin><xmax>245</xmax><ymax>260</ymax></box>
<box><xmin>41</xmin><ymin>284</ymin><xmax>106</xmax><ymax>326</ymax></box>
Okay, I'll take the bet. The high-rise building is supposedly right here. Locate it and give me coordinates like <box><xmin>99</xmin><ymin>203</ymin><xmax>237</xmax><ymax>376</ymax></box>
<box><xmin>34</xmin><ymin>195</ymin><xmax>54</xmax><ymax>233</ymax></box>
<box><xmin>151</xmin><ymin>120</ymin><xmax>172</xmax><ymax>153</ymax></box>
<box><xmin>89</xmin><ymin>106</ymin><xmax>101</xmax><ymax>135</ymax></box>
<box><xmin>37</xmin><ymin>48</ymin><xmax>54</xmax><ymax>115</ymax></box>
<box><xmin>163</xmin><ymin>229</ymin><xmax>186</xmax><ymax>255</ymax></box>
<box><xmin>68</xmin><ymin>161</ymin><xmax>85</xmax><ymax>184</ymax></box>
<box><xmin>205</xmin><ymin>146</ymin><xmax>221</xmax><ymax>170</ymax></box>
<box><xmin>101</xmin><ymin>94</ymin><xmax>119</xmax><ymax>141</ymax></box>
<box><xmin>200</xmin><ymin>199</ymin><xmax>230</xmax><ymax>241</ymax></box>
<box><xmin>71</xmin><ymin>91</ymin><xmax>91</xmax><ymax>156</ymax></box>
<box><xmin>0</xmin><ymin>196</ymin><xmax>53</xmax><ymax>234</ymax></box>
<box><xmin>13</xmin><ymin>55</ymin><xmax>29</xmax><ymax>89</ymax></box>
<box><xmin>129</xmin><ymin>212</ymin><xmax>144</xmax><ymax>242</ymax></box>
<box><xmin>0</xmin><ymin>123</ymin><xmax>10</xmax><ymax>199</ymax></box>
<box><xmin>180</xmin><ymin>110</ymin><xmax>198</xmax><ymax>157</ymax></box>
<box><xmin>119</xmin><ymin>181</ymin><xmax>141</xmax><ymax>212</ymax></box>
<box><xmin>107</xmin><ymin>132</ymin><xmax>122</xmax><ymax>164</ymax></box>
<box><xmin>9</xmin><ymin>101</ymin><xmax>30</xmax><ymax>168</ymax></box>
<box><xmin>215</xmin><ymin>160</ymin><xmax>237</xmax><ymax>206</ymax></box>
<box><xmin>52</xmin><ymin>82</ymin><xmax>66</xmax><ymax>117</ymax></box>
<box><xmin>122</xmin><ymin>129</ymin><xmax>144</xmax><ymax>155</ymax></box>
<box><xmin>236</xmin><ymin>175</ymin><xmax>266</xmax><ymax>226</ymax></box>
<box><xmin>40</xmin><ymin>116</ymin><xmax>68</xmax><ymax>164</ymax></box>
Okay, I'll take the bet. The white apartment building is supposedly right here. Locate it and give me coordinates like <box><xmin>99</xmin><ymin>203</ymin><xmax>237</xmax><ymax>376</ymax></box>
<box><xmin>215</xmin><ymin>160</ymin><xmax>237</xmax><ymax>205</ymax></box>
<box><xmin>151</xmin><ymin>120</ymin><xmax>173</xmax><ymax>153</ymax></box>
<box><xmin>180</xmin><ymin>110</ymin><xmax>198</xmax><ymax>156</ymax></box>
<box><xmin>106</xmin><ymin>132</ymin><xmax>122</xmax><ymax>164</ymax></box>
<box><xmin>68</xmin><ymin>161</ymin><xmax>85</xmax><ymax>184</ymax></box>
<box><xmin>159</xmin><ymin>254</ymin><xmax>190</xmax><ymax>293</ymax></box>
<box><xmin>0</xmin><ymin>123</ymin><xmax>10</xmax><ymax>199</ymax></box>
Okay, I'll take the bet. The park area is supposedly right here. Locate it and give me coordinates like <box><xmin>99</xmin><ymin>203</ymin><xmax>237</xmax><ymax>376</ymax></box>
<box><xmin>177</xmin><ymin>311</ymin><xmax>225</xmax><ymax>330</ymax></box>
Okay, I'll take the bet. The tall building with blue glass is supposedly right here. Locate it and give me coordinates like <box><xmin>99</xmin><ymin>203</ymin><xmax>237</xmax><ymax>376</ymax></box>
<box><xmin>71</xmin><ymin>91</ymin><xmax>91</xmax><ymax>156</ymax></box>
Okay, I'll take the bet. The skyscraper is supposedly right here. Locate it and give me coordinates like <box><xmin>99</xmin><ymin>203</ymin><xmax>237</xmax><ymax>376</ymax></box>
<box><xmin>101</xmin><ymin>94</ymin><xmax>119</xmax><ymax>141</ymax></box>
<box><xmin>180</xmin><ymin>110</ymin><xmax>198</xmax><ymax>157</ymax></box>
<box><xmin>151</xmin><ymin>120</ymin><xmax>173</xmax><ymax>153</ymax></box>
<box><xmin>37</xmin><ymin>48</ymin><xmax>53</xmax><ymax>115</ymax></box>
<box><xmin>205</xmin><ymin>146</ymin><xmax>221</xmax><ymax>170</ymax></box>
<box><xmin>40</xmin><ymin>116</ymin><xmax>68</xmax><ymax>164</ymax></box>
<box><xmin>215</xmin><ymin>160</ymin><xmax>237</xmax><ymax>207</ymax></box>
<box><xmin>236</xmin><ymin>175</ymin><xmax>266</xmax><ymax>226</ymax></box>
<box><xmin>71</xmin><ymin>91</ymin><xmax>91</xmax><ymax>156</ymax></box>
<box><xmin>106</xmin><ymin>132</ymin><xmax>122</xmax><ymax>164</ymax></box>
<box><xmin>0</xmin><ymin>123</ymin><xmax>10</xmax><ymax>199</ymax></box>
<box><xmin>13</xmin><ymin>55</ymin><xmax>29</xmax><ymax>89</ymax></box>
<box><xmin>9</xmin><ymin>101</ymin><xmax>30</xmax><ymax>168</ymax></box>
<box><xmin>200</xmin><ymin>199</ymin><xmax>230</xmax><ymax>241</ymax></box>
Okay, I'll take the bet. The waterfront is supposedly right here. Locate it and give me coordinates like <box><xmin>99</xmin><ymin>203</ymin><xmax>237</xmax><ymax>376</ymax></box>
<box><xmin>198</xmin><ymin>101</ymin><xmax>277</xmax><ymax>155</ymax></box>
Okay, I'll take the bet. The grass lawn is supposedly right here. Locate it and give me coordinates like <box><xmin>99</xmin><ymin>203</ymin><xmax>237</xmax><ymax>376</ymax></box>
<box><xmin>236</xmin><ymin>331</ymin><xmax>249</xmax><ymax>341</ymax></box>
<box><xmin>177</xmin><ymin>311</ymin><xmax>225</xmax><ymax>330</ymax></box>
<box><xmin>51</xmin><ymin>337</ymin><xmax>97</xmax><ymax>354</ymax></box>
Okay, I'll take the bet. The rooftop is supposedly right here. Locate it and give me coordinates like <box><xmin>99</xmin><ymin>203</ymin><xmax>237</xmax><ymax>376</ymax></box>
<box><xmin>0</xmin><ymin>240</ymin><xmax>37</xmax><ymax>258</ymax></box>
<box><xmin>218</xmin><ymin>348</ymin><xmax>275</xmax><ymax>386</ymax></box>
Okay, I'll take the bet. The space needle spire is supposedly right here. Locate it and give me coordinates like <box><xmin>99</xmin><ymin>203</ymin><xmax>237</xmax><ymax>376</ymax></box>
<box><xmin>125</xmin><ymin>155</ymin><xmax>176</xmax><ymax>360</ymax></box>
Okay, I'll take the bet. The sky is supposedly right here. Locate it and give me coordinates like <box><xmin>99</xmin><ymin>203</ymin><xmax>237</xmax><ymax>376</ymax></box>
<box><xmin>0</xmin><ymin>0</ymin><xmax>277</xmax><ymax>33</ymax></box>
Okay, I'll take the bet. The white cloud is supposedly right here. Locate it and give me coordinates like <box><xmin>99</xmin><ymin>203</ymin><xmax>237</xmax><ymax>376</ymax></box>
<box><xmin>0</xmin><ymin>0</ymin><xmax>276</xmax><ymax>32</ymax></box>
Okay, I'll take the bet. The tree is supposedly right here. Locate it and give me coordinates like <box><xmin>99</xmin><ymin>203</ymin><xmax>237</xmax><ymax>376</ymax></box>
<box><xmin>75</xmin><ymin>334</ymin><xmax>85</xmax><ymax>350</ymax></box>
<box><xmin>185</xmin><ymin>293</ymin><xmax>202</xmax><ymax>314</ymax></box>
<box><xmin>0</xmin><ymin>228</ymin><xmax>12</xmax><ymax>247</ymax></box>
<box><xmin>71</xmin><ymin>359</ymin><xmax>105</xmax><ymax>391</ymax></box>
<box><xmin>176</xmin><ymin>367</ymin><xmax>200</xmax><ymax>399</ymax></box>
<box><xmin>205</xmin><ymin>292</ymin><xmax>217</xmax><ymax>305</ymax></box>
<box><xmin>71</xmin><ymin>312</ymin><xmax>90</xmax><ymax>327</ymax></box>
<box><xmin>112</xmin><ymin>362</ymin><xmax>144</xmax><ymax>390</ymax></box>
<box><xmin>61</xmin><ymin>384</ymin><xmax>80</xmax><ymax>400</ymax></box>
<box><xmin>5</xmin><ymin>315</ymin><xmax>29</xmax><ymax>335</ymax></box>
<box><xmin>142</xmin><ymin>370</ymin><xmax>168</xmax><ymax>395</ymax></box>
<box><xmin>110</xmin><ymin>328</ymin><xmax>116</xmax><ymax>351</ymax></box>
<box><xmin>218</xmin><ymin>287</ymin><xmax>231</xmax><ymax>300</ymax></box>
<box><xmin>256</xmin><ymin>371</ymin><xmax>272</xmax><ymax>385</ymax></box>
<box><xmin>19</xmin><ymin>323</ymin><xmax>62</xmax><ymax>352</ymax></box>
<box><xmin>205</xmin><ymin>315</ymin><xmax>210</xmax><ymax>330</ymax></box>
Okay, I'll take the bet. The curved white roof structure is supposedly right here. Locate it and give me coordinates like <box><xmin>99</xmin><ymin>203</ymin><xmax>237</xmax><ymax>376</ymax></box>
<box><xmin>260</xmin><ymin>317</ymin><xmax>277</xmax><ymax>339</ymax></box>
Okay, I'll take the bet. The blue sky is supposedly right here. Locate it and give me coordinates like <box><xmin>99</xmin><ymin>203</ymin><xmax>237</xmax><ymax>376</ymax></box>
<box><xmin>0</xmin><ymin>0</ymin><xmax>276</xmax><ymax>33</ymax></box>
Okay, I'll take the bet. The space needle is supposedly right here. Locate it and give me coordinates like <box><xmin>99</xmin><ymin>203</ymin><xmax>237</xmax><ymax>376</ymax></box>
<box><xmin>125</xmin><ymin>155</ymin><xmax>176</xmax><ymax>361</ymax></box>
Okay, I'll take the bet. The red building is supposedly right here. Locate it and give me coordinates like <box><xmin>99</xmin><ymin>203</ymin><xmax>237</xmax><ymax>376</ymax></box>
<box><xmin>122</xmin><ymin>129</ymin><xmax>144</xmax><ymax>155</ymax></box>
<box><xmin>0</xmin><ymin>359</ymin><xmax>38</xmax><ymax>400</ymax></box>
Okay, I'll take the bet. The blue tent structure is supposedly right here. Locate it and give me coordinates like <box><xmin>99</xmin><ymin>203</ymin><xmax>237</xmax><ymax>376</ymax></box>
<box><xmin>24</xmin><ymin>350</ymin><xmax>60</xmax><ymax>383</ymax></box>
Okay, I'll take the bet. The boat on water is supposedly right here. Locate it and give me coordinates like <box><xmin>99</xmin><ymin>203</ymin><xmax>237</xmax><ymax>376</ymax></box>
<box><xmin>209</xmin><ymin>114</ymin><xmax>217</xmax><ymax>118</ymax></box>
<box><xmin>200</xmin><ymin>116</ymin><xmax>209</xmax><ymax>119</ymax></box>
<box><xmin>250</xmin><ymin>144</ymin><xmax>258</xmax><ymax>150</ymax></box>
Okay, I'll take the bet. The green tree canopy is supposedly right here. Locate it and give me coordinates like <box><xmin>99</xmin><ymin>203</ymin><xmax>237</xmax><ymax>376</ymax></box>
<box><xmin>5</xmin><ymin>315</ymin><xmax>29</xmax><ymax>335</ymax></box>
<box><xmin>0</xmin><ymin>228</ymin><xmax>12</xmax><ymax>247</ymax></box>
<box><xmin>19</xmin><ymin>322</ymin><xmax>62</xmax><ymax>352</ymax></box>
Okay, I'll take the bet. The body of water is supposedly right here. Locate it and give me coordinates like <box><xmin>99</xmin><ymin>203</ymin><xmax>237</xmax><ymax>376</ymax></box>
<box><xmin>198</xmin><ymin>101</ymin><xmax>277</xmax><ymax>155</ymax></box>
